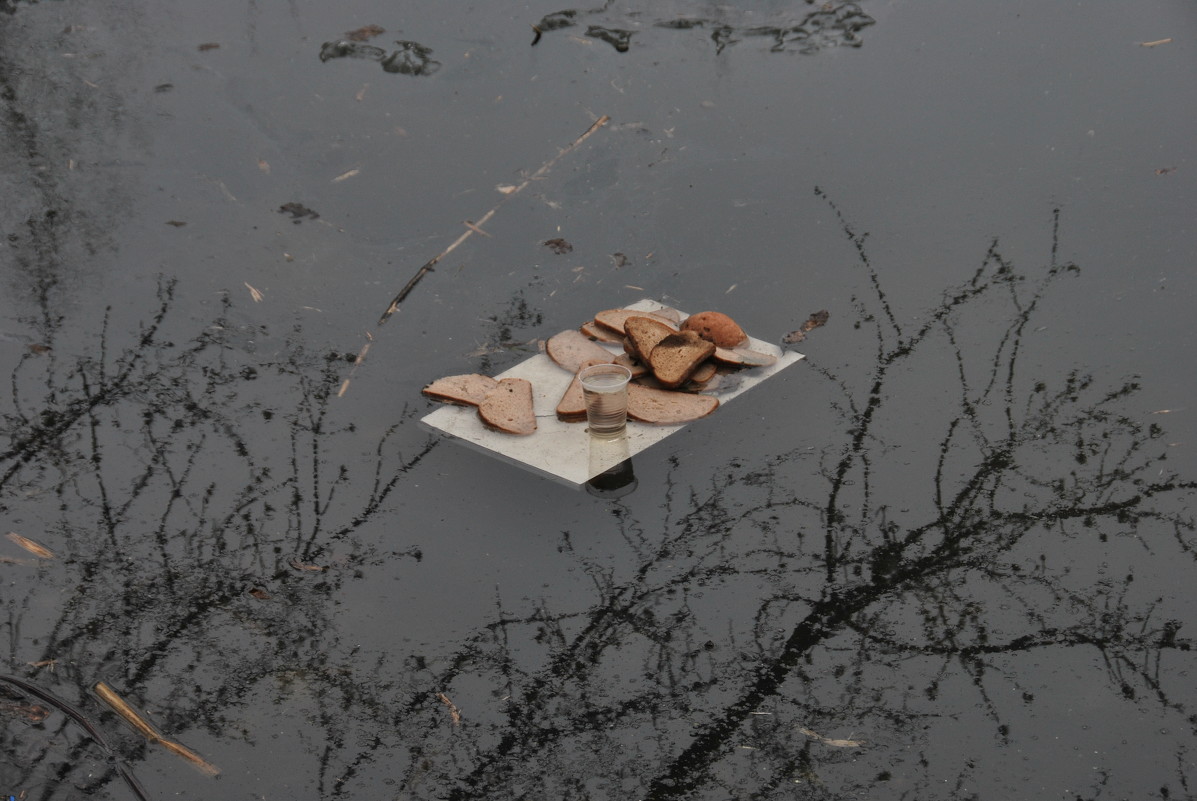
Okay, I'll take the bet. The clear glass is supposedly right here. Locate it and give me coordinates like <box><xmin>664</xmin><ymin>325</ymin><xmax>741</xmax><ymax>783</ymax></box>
<box><xmin>578</xmin><ymin>363</ymin><xmax>633</xmax><ymax>439</ymax></box>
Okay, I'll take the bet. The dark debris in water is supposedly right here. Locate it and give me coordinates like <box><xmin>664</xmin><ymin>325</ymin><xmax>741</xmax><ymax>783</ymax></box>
<box><xmin>544</xmin><ymin>238</ymin><xmax>573</xmax><ymax>255</ymax></box>
<box><xmin>279</xmin><ymin>202</ymin><xmax>319</xmax><ymax>223</ymax></box>
<box><xmin>319</xmin><ymin>38</ymin><xmax>440</xmax><ymax>76</ymax></box>
<box><xmin>782</xmin><ymin>310</ymin><xmax>830</xmax><ymax>344</ymax></box>
<box><xmin>586</xmin><ymin>25</ymin><xmax>634</xmax><ymax>53</ymax></box>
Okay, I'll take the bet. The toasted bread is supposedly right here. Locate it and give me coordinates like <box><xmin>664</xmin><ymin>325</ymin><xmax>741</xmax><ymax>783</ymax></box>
<box><xmin>627</xmin><ymin>383</ymin><xmax>719</xmax><ymax>424</ymax></box>
<box><xmin>623</xmin><ymin>316</ymin><xmax>678</xmax><ymax>365</ymax></box>
<box><xmin>477</xmin><ymin>378</ymin><xmax>537</xmax><ymax>435</ymax></box>
<box><xmin>422</xmin><ymin>374</ymin><xmax>500</xmax><ymax>406</ymax></box>
<box><xmin>649</xmin><ymin>331</ymin><xmax>716</xmax><ymax>389</ymax></box>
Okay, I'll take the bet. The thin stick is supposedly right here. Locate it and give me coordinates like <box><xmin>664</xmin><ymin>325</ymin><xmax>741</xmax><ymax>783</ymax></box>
<box><xmin>94</xmin><ymin>681</ymin><xmax>221</xmax><ymax>777</ymax></box>
<box><xmin>336</xmin><ymin>114</ymin><xmax>610</xmax><ymax>398</ymax></box>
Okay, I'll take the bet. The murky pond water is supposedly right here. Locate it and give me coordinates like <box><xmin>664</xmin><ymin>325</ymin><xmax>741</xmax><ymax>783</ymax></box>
<box><xmin>2</xmin><ymin>1</ymin><xmax>1195</xmax><ymax>799</ymax></box>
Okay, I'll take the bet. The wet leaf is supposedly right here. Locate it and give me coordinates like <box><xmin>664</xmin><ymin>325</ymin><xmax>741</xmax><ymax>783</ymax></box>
<box><xmin>197</xmin><ymin>42</ymin><xmax>220</xmax><ymax>51</ymax></box>
<box><xmin>165</xmin><ymin>220</ymin><xmax>187</xmax><ymax>227</ymax></box>
<box><xmin>782</xmin><ymin>309</ymin><xmax>830</xmax><ymax>344</ymax></box>
<box><xmin>0</xmin><ymin>699</ymin><xmax>49</xmax><ymax>724</ymax></box>
<box><xmin>249</xmin><ymin>588</ymin><xmax>271</xmax><ymax>600</ymax></box>
<box><xmin>799</xmin><ymin>727</ymin><xmax>862</xmax><ymax>747</ymax></box>
<box><xmin>438</xmin><ymin>692</ymin><xmax>462</xmax><ymax>726</ymax></box>
<box><xmin>1139</xmin><ymin>38</ymin><xmax>1172</xmax><ymax>47</ymax></box>
<box><xmin>288</xmin><ymin>557</ymin><xmax>326</xmax><ymax>572</ymax></box>
<box><xmin>244</xmin><ymin>283</ymin><xmax>264</xmax><ymax>303</ymax></box>
<box><xmin>332</xmin><ymin>168</ymin><xmax>360</xmax><ymax>183</ymax></box>
<box><xmin>544</xmin><ymin>237</ymin><xmax>573</xmax><ymax>254</ymax></box>
<box><xmin>6</xmin><ymin>532</ymin><xmax>54</xmax><ymax>559</ymax></box>
<box><xmin>27</xmin><ymin>343</ymin><xmax>51</xmax><ymax>355</ymax></box>
<box><xmin>258</xmin><ymin>159</ymin><xmax>270</xmax><ymax>173</ymax></box>
<box><xmin>279</xmin><ymin>202</ymin><xmax>319</xmax><ymax>222</ymax></box>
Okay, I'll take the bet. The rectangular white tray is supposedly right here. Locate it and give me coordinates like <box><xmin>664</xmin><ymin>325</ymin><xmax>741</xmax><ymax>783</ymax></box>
<box><xmin>420</xmin><ymin>300</ymin><xmax>804</xmax><ymax>487</ymax></box>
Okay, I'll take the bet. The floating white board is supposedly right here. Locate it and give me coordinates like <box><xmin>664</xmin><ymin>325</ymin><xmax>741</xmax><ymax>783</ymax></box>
<box><xmin>420</xmin><ymin>300</ymin><xmax>804</xmax><ymax>487</ymax></box>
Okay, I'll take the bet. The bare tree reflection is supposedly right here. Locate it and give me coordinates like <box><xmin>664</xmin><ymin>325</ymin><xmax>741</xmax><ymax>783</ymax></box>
<box><xmin>373</xmin><ymin>202</ymin><xmax>1195</xmax><ymax>799</ymax></box>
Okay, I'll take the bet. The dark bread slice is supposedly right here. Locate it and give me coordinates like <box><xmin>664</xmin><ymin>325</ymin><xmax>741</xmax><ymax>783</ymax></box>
<box><xmin>422</xmin><ymin>374</ymin><xmax>500</xmax><ymax>406</ymax></box>
<box><xmin>627</xmin><ymin>383</ymin><xmax>719</xmax><ymax>424</ymax></box>
<box><xmin>594</xmin><ymin>308</ymin><xmax>679</xmax><ymax>337</ymax></box>
<box><xmin>546</xmin><ymin>329</ymin><xmax>615</xmax><ymax>373</ymax></box>
<box><xmin>649</xmin><ymin>331</ymin><xmax>716</xmax><ymax>389</ymax></box>
<box><xmin>623</xmin><ymin>316</ymin><xmax>678</xmax><ymax>365</ymax></box>
<box><xmin>478</xmin><ymin>378</ymin><xmax>537</xmax><ymax>435</ymax></box>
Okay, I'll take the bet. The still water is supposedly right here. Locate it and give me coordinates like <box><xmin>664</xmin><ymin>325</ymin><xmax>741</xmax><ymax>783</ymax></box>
<box><xmin>2</xmin><ymin>1</ymin><xmax>1195</xmax><ymax>798</ymax></box>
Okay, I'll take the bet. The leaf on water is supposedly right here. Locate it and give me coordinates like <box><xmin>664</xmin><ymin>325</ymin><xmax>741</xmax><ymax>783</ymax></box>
<box><xmin>258</xmin><ymin>159</ymin><xmax>270</xmax><ymax>173</ymax></box>
<box><xmin>165</xmin><ymin>220</ymin><xmax>187</xmax><ymax>227</ymax></box>
<box><xmin>799</xmin><ymin>727</ymin><xmax>862</xmax><ymax>747</ymax></box>
<box><xmin>544</xmin><ymin>237</ymin><xmax>573</xmax><ymax>254</ymax></box>
<box><xmin>437</xmin><ymin>692</ymin><xmax>462</xmax><ymax>726</ymax></box>
<box><xmin>783</xmin><ymin>309</ymin><xmax>830</xmax><ymax>344</ymax></box>
<box><xmin>244</xmin><ymin>283</ymin><xmax>264</xmax><ymax>303</ymax></box>
<box><xmin>249</xmin><ymin>588</ymin><xmax>271</xmax><ymax>600</ymax></box>
<box><xmin>197</xmin><ymin>42</ymin><xmax>220</xmax><ymax>51</ymax></box>
<box><xmin>288</xmin><ymin>557</ymin><xmax>325</xmax><ymax>572</ymax></box>
<box><xmin>496</xmin><ymin>184</ymin><xmax>518</xmax><ymax>194</ymax></box>
<box><xmin>346</xmin><ymin>24</ymin><xmax>385</xmax><ymax>42</ymax></box>
<box><xmin>1139</xmin><ymin>38</ymin><xmax>1172</xmax><ymax>47</ymax></box>
<box><xmin>6</xmin><ymin>532</ymin><xmax>54</xmax><ymax>559</ymax></box>
<box><xmin>332</xmin><ymin>168</ymin><xmax>360</xmax><ymax>183</ymax></box>
<box><xmin>27</xmin><ymin>344</ymin><xmax>51</xmax><ymax>355</ymax></box>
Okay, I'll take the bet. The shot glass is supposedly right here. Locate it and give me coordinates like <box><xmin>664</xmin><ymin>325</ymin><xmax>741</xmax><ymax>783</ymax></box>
<box><xmin>578</xmin><ymin>363</ymin><xmax>633</xmax><ymax>439</ymax></box>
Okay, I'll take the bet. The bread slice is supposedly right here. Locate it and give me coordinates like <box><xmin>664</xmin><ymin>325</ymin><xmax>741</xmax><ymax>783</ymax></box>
<box><xmin>422</xmin><ymin>373</ymin><xmax>499</xmax><ymax>406</ymax></box>
<box><xmin>649</xmin><ymin>331</ymin><xmax>716</xmax><ymax>389</ymax></box>
<box><xmin>477</xmin><ymin>378</ymin><xmax>537</xmax><ymax>435</ymax></box>
<box><xmin>594</xmin><ymin>308</ymin><xmax>679</xmax><ymax>337</ymax></box>
<box><xmin>546</xmin><ymin>329</ymin><xmax>615</xmax><ymax>372</ymax></box>
<box><xmin>623</xmin><ymin>316</ymin><xmax>678</xmax><ymax>365</ymax></box>
<box><xmin>627</xmin><ymin>383</ymin><xmax>719</xmax><ymax>424</ymax></box>
<box><xmin>555</xmin><ymin>359</ymin><xmax>606</xmax><ymax>422</ymax></box>
<box><xmin>580</xmin><ymin>320</ymin><xmax>623</xmax><ymax>343</ymax></box>
<box><xmin>711</xmin><ymin>346</ymin><xmax>778</xmax><ymax>367</ymax></box>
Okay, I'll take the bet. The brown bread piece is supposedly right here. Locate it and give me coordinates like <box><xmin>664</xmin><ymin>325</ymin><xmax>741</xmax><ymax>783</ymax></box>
<box><xmin>555</xmin><ymin>359</ymin><xmax>607</xmax><ymax>422</ymax></box>
<box><xmin>422</xmin><ymin>374</ymin><xmax>500</xmax><ymax>406</ymax></box>
<box><xmin>477</xmin><ymin>378</ymin><xmax>537</xmax><ymax>435</ymax></box>
<box><xmin>627</xmin><ymin>383</ymin><xmax>719</xmax><ymax>424</ymax></box>
<box><xmin>546</xmin><ymin>329</ymin><xmax>615</xmax><ymax>372</ymax></box>
<box><xmin>681</xmin><ymin>311</ymin><xmax>748</xmax><ymax>348</ymax></box>
<box><xmin>711</xmin><ymin>346</ymin><xmax>778</xmax><ymax>367</ymax></box>
<box><xmin>594</xmin><ymin>308</ymin><xmax>680</xmax><ymax>337</ymax></box>
<box><xmin>623</xmin><ymin>316</ymin><xmax>678</xmax><ymax>365</ymax></box>
<box><xmin>649</xmin><ymin>331</ymin><xmax>716</xmax><ymax>389</ymax></box>
<box><xmin>580</xmin><ymin>320</ymin><xmax>624</xmax><ymax>343</ymax></box>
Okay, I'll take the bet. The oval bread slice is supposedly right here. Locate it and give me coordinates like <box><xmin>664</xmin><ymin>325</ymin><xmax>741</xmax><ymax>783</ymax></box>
<box><xmin>422</xmin><ymin>373</ymin><xmax>500</xmax><ymax>406</ymax></box>
<box><xmin>594</xmin><ymin>308</ymin><xmax>680</xmax><ymax>336</ymax></box>
<box><xmin>546</xmin><ymin>329</ymin><xmax>616</xmax><ymax>372</ymax></box>
<box><xmin>627</xmin><ymin>383</ymin><xmax>719</xmax><ymax>425</ymax></box>
<box><xmin>712</xmin><ymin>346</ymin><xmax>778</xmax><ymax>367</ymax></box>
<box><xmin>478</xmin><ymin>378</ymin><xmax>537</xmax><ymax>435</ymax></box>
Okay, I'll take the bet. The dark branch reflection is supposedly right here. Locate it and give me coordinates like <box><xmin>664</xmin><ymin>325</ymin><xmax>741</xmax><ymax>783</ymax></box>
<box><xmin>2</xmin><ymin>199</ymin><xmax>1195</xmax><ymax>799</ymax></box>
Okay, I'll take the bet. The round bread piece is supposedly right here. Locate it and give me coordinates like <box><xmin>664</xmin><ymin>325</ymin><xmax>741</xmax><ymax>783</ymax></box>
<box><xmin>478</xmin><ymin>378</ymin><xmax>537</xmax><ymax>435</ymax></box>
<box><xmin>594</xmin><ymin>308</ymin><xmax>680</xmax><ymax>337</ymax></box>
<box><xmin>627</xmin><ymin>383</ymin><xmax>719</xmax><ymax>424</ymax></box>
<box><xmin>546</xmin><ymin>329</ymin><xmax>616</xmax><ymax>372</ymax></box>
<box><xmin>422</xmin><ymin>374</ymin><xmax>500</xmax><ymax>406</ymax></box>
<box><xmin>681</xmin><ymin>311</ymin><xmax>749</xmax><ymax>348</ymax></box>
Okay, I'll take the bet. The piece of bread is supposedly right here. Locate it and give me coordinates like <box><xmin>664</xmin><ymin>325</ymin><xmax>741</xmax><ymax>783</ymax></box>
<box><xmin>555</xmin><ymin>359</ymin><xmax>606</xmax><ymax>422</ymax></box>
<box><xmin>627</xmin><ymin>383</ymin><xmax>719</xmax><ymax>424</ymax></box>
<box><xmin>613</xmin><ymin>352</ymin><xmax>649</xmax><ymax>378</ymax></box>
<box><xmin>594</xmin><ymin>308</ymin><xmax>679</xmax><ymax>337</ymax></box>
<box><xmin>623</xmin><ymin>316</ymin><xmax>678</xmax><ymax>365</ymax></box>
<box><xmin>711</xmin><ymin>346</ymin><xmax>778</xmax><ymax>367</ymax></box>
<box><xmin>477</xmin><ymin>378</ymin><xmax>537</xmax><ymax>435</ymax></box>
<box><xmin>580</xmin><ymin>320</ymin><xmax>623</xmax><ymax>343</ymax></box>
<box><xmin>649</xmin><ymin>331</ymin><xmax>716</xmax><ymax>388</ymax></box>
<box><xmin>681</xmin><ymin>311</ymin><xmax>748</xmax><ymax>348</ymax></box>
<box><xmin>546</xmin><ymin>329</ymin><xmax>615</xmax><ymax>372</ymax></box>
<box><xmin>421</xmin><ymin>374</ymin><xmax>500</xmax><ymax>406</ymax></box>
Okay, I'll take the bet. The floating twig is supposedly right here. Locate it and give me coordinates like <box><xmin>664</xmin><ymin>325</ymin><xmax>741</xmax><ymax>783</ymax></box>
<box><xmin>437</xmin><ymin>692</ymin><xmax>462</xmax><ymax>726</ymax></box>
<box><xmin>335</xmin><ymin>114</ymin><xmax>610</xmax><ymax>397</ymax></box>
<box><xmin>1139</xmin><ymin>38</ymin><xmax>1172</xmax><ymax>47</ymax></box>
<box><xmin>94</xmin><ymin>682</ymin><xmax>221</xmax><ymax>777</ymax></box>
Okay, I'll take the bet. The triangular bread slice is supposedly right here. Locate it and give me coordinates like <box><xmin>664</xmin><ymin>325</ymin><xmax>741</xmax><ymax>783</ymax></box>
<box><xmin>649</xmin><ymin>331</ymin><xmax>716</xmax><ymax>389</ymax></box>
<box><xmin>422</xmin><ymin>374</ymin><xmax>499</xmax><ymax>406</ymax></box>
<box><xmin>627</xmin><ymin>383</ymin><xmax>719</xmax><ymax>424</ymax></box>
<box><xmin>624</xmin><ymin>316</ymin><xmax>678</xmax><ymax>365</ymax></box>
<box><xmin>477</xmin><ymin>378</ymin><xmax>537</xmax><ymax>435</ymax></box>
<box><xmin>555</xmin><ymin>359</ymin><xmax>606</xmax><ymax>422</ymax></box>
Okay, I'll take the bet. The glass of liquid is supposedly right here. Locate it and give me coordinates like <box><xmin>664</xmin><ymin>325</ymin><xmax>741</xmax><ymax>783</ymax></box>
<box><xmin>578</xmin><ymin>363</ymin><xmax>633</xmax><ymax>439</ymax></box>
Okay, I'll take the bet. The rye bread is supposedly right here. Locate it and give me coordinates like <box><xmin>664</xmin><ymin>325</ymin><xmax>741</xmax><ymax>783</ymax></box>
<box><xmin>627</xmin><ymin>383</ymin><xmax>719</xmax><ymax>424</ymax></box>
<box><xmin>555</xmin><ymin>359</ymin><xmax>607</xmax><ymax>422</ymax></box>
<box><xmin>477</xmin><ymin>378</ymin><xmax>537</xmax><ymax>435</ymax></box>
<box><xmin>580</xmin><ymin>320</ymin><xmax>624</xmax><ymax>343</ymax></box>
<box><xmin>649</xmin><ymin>331</ymin><xmax>716</xmax><ymax>389</ymax></box>
<box><xmin>546</xmin><ymin>329</ymin><xmax>615</xmax><ymax>372</ymax></box>
<box><xmin>623</xmin><ymin>316</ymin><xmax>678</xmax><ymax>365</ymax></box>
<box><xmin>711</xmin><ymin>346</ymin><xmax>778</xmax><ymax>367</ymax></box>
<box><xmin>422</xmin><ymin>373</ymin><xmax>500</xmax><ymax>406</ymax></box>
<box><xmin>593</xmin><ymin>308</ymin><xmax>680</xmax><ymax>337</ymax></box>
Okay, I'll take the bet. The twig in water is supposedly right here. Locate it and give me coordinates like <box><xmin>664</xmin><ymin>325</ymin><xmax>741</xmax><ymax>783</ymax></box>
<box><xmin>94</xmin><ymin>682</ymin><xmax>221</xmax><ymax>777</ymax></box>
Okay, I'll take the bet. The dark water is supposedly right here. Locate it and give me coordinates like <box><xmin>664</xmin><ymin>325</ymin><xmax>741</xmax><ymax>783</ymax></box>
<box><xmin>2</xmin><ymin>1</ymin><xmax>1195</xmax><ymax>798</ymax></box>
